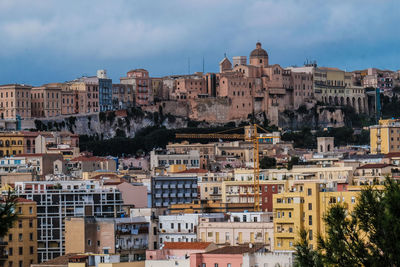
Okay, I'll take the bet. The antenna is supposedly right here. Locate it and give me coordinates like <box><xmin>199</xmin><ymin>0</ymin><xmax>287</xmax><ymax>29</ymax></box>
<box><xmin>188</xmin><ymin>57</ymin><xmax>191</xmax><ymax>75</ymax></box>
<box><xmin>202</xmin><ymin>56</ymin><xmax>205</xmax><ymax>73</ymax></box>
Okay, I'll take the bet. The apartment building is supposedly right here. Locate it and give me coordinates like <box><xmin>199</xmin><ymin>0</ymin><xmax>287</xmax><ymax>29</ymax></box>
<box><xmin>112</xmin><ymin>84</ymin><xmax>134</xmax><ymax>110</ymax></box>
<box><xmin>31</xmin><ymin>84</ymin><xmax>62</xmax><ymax>118</ymax></box>
<box><xmin>166</xmin><ymin>142</ymin><xmax>216</xmax><ymax>170</ymax></box>
<box><xmin>273</xmin><ymin>182</ymin><xmax>360</xmax><ymax>251</ymax></box>
<box><xmin>0</xmin><ymin>84</ymin><xmax>32</xmax><ymax>120</ymax></box>
<box><xmin>35</xmin><ymin>132</ymin><xmax>80</xmax><ymax>159</ymax></box>
<box><xmin>370</xmin><ymin>118</ymin><xmax>400</xmax><ymax>154</ymax></box>
<box><xmin>222</xmin><ymin>180</ymin><xmax>286</xmax><ymax>212</ymax></box>
<box><xmin>60</xmin><ymin>87</ymin><xmax>75</xmax><ymax>115</ymax></box>
<box><xmin>65</xmin><ymin>217</ymin><xmax>148</xmax><ymax>262</ymax></box>
<box><xmin>97</xmin><ymin>70</ymin><xmax>113</xmax><ymax>112</ymax></box>
<box><xmin>3</xmin><ymin>198</ymin><xmax>37</xmax><ymax>267</ymax></box>
<box><xmin>150</xmin><ymin>150</ymin><xmax>200</xmax><ymax>170</ymax></box>
<box><xmin>197</xmin><ymin>212</ymin><xmax>274</xmax><ymax>250</ymax></box>
<box><xmin>66</xmin><ymin>78</ymin><xmax>99</xmax><ymax>114</ymax></box>
<box><xmin>0</xmin><ymin>132</ymin><xmax>24</xmax><ymax>157</ymax></box>
<box><xmin>151</xmin><ymin>176</ymin><xmax>198</xmax><ymax>208</ymax></box>
<box><xmin>158</xmin><ymin>214</ymin><xmax>201</xmax><ymax>244</ymax></box>
<box><xmin>353</xmin><ymin>163</ymin><xmax>393</xmax><ymax>185</ymax></box>
<box><xmin>14</xmin><ymin>180</ymin><xmax>123</xmax><ymax>262</ymax></box>
<box><xmin>60</xmin><ymin>156</ymin><xmax>117</xmax><ymax>178</ymax></box>
<box><xmin>120</xmin><ymin>69</ymin><xmax>152</xmax><ymax>106</ymax></box>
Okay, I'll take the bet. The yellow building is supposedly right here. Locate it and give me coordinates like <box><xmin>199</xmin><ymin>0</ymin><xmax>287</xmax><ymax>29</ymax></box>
<box><xmin>370</xmin><ymin>118</ymin><xmax>400</xmax><ymax>154</ymax></box>
<box><xmin>273</xmin><ymin>182</ymin><xmax>362</xmax><ymax>251</ymax></box>
<box><xmin>0</xmin><ymin>133</ymin><xmax>25</xmax><ymax>157</ymax></box>
<box><xmin>4</xmin><ymin>198</ymin><xmax>37</xmax><ymax>267</ymax></box>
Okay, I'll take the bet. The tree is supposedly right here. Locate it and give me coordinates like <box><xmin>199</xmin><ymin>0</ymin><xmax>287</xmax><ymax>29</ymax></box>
<box><xmin>259</xmin><ymin>157</ymin><xmax>276</xmax><ymax>169</ymax></box>
<box><xmin>294</xmin><ymin>229</ymin><xmax>323</xmax><ymax>267</ymax></box>
<box><xmin>0</xmin><ymin>190</ymin><xmax>18</xmax><ymax>238</ymax></box>
<box><xmin>294</xmin><ymin>178</ymin><xmax>400</xmax><ymax>266</ymax></box>
<box><xmin>288</xmin><ymin>156</ymin><xmax>300</xmax><ymax>170</ymax></box>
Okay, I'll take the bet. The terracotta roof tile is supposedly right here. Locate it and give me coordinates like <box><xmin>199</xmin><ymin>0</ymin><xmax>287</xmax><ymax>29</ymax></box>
<box><xmin>163</xmin><ymin>242</ymin><xmax>212</xmax><ymax>250</ymax></box>
<box><xmin>357</xmin><ymin>163</ymin><xmax>392</xmax><ymax>169</ymax></box>
<box><xmin>205</xmin><ymin>244</ymin><xmax>264</xmax><ymax>254</ymax></box>
<box><xmin>39</xmin><ymin>253</ymin><xmax>78</xmax><ymax>265</ymax></box>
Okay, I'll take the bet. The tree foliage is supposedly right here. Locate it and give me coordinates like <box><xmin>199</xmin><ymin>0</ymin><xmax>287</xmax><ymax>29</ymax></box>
<box><xmin>294</xmin><ymin>178</ymin><xmax>400</xmax><ymax>266</ymax></box>
<box><xmin>259</xmin><ymin>156</ymin><xmax>276</xmax><ymax>169</ymax></box>
<box><xmin>0</xmin><ymin>190</ymin><xmax>18</xmax><ymax>238</ymax></box>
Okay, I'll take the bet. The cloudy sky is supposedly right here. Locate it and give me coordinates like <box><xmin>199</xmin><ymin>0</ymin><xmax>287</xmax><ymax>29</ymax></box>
<box><xmin>0</xmin><ymin>0</ymin><xmax>399</xmax><ymax>85</ymax></box>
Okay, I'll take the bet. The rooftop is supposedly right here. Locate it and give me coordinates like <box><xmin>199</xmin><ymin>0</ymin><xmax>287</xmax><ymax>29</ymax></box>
<box><xmin>205</xmin><ymin>244</ymin><xmax>264</xmax><ymax>254</ymax></box>
<box><xmin>163</xmin><ymin>242</ymin><xmax>212</xmax><ymax>250</ymax></box>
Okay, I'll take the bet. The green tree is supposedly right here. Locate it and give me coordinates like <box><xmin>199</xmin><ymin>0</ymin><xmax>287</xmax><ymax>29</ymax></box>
<box><xmin>259</xmin><ymin>156</ymin><xmax>276</xmax><ymax>169</ymax></box>
<box><xmin>288</xmin><ymin>156</ymin><xmax>300</xmax><ymax>170</ymax></box>
<box><xmin>294</xmin><ymin>229</ymin><xmax>323</xmax><ymax>267</ymax></box>
<box><xmin>0</xmin><ymin>190</ymin><xmax>18</xmax><ymax>238</ymax></box>
<box><xmin>295</xmin><ymin>178</ymin><xmax>400</xmax><ymax>266</ymax></box>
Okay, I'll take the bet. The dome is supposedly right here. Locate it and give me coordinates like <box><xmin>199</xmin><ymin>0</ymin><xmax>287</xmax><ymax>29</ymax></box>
<box><xmin>250</xmin><ymin>42</ymin><xmax>268</xmax><ymax>58</ymax></box>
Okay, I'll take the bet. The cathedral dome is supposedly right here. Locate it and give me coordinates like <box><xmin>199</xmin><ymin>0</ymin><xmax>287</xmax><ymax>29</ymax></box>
<box><xmin>250</xmin><ymin>42</ymin><xmax>268</xmax><ymax>58</ymax></box>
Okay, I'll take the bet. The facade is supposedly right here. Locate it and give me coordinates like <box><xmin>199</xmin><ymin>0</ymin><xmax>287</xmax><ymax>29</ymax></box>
<box><xmin>166</xmin><ymin>142</ymin><xmax>216</xmax><ymax>170</ymax></box>
<box><xmin>112</xmin><ymin>84</ymin><xmax>134</xmax><ymax>110</ymax></box>
<box><xmin>64</xmin><ymin>156</ymin><xmax>117</xmax><ymax>178</ymax></box>
<box><xmin>273</xmin><ymin>182</ymin><xmax>361</xmax><ymax>251</ymax></box>
<box><xmin>0</xmin><ymin>133</ymin><xmax>25</xmax><ymax>157</ymax></box>
<box><xmin>31</xmin><ymin>84</ymin><xmax>62</xmax><ymax>118</ymax></box>
<box><xmin>35</xmin><ymin>132</ymin><xmax>80</xmax><ymax>159</ymax></box>
<box><xmin>197</xmin><ymin>212</ymin><xmax>274</xmax><ymax>249</ymax></box>
<box><xmin>65</xmin><ymin>217</ymin><xmax>148</xmax><ymax>262</ymax></box>
<box><xmin>3</xmin><ymin>198</ymin><xmax>37</xmax><ymax>267</ymax></box>
<box><xmin>121</xmin><ymin>69</ymin><xmax>152</xmax><ymax>106</ymax></box>
<box><xmin>151</xmin><ymin>176</ymin><xmax>198</xmax><ymax>208</ymax></box>
<box><xmin>97</xmin><ymin>70</ymin><xmax>113</xmax><ymax>112</ymax></box>
<box><xmin>158</xmin><ymin>214</ymin><xmax>200</xmax><ymax>244</ymax></box>
<box><xmin>14</xmin><ymin>180</ymin><xmax>123</xmax><ymax>262</ymax></box>
<box><xmin>370</xmin><ymin>119</ymin><xmax>400</xmax><ymax>154</ymax></box>
<box><xmin>150</xmin><ymin>150</ymin><xmax>200</xmax><ymax>170</ymax></box>
<box><xmin>0</xmin><ymin>84</ymin><xmax>32</xmax><ymax>120</ymax></box>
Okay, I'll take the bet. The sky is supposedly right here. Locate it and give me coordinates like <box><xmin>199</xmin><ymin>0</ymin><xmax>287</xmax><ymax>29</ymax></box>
<box><xmin>0</xmin><ymin>0</ymin><xmax>399</xmax><ymax>85</ymax></box>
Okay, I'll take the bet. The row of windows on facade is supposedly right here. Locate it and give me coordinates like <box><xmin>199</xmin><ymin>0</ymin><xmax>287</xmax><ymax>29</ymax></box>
<box><xmin>158</xmin><ymin>159</ymin><xmax>199</xmax><ymax>165</ymax></box>
<box><xmin>7</xmin><ymin>258</ymin><xmax>34</xmax><ymax>267</ymax></box>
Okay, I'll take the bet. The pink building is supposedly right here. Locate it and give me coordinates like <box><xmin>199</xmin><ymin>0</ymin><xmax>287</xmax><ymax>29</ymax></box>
<box><xmin>0</xmin><ymin>84</ymin><xmax>32</xmax><ymax>119</ymax></box>
<box><xmin>123</xmin><ymin>69</ymin><xmax>153</xmax><ymax>106</ymax></box>
<box><xmin>190</xmin><ymin>245</ymin><xmax>264</xmax><ymax>267</ymax></box>
<box><xmin>146</xmin><ymin>242</ymin><xmax>217</xmax><ymax>260</ymax></box>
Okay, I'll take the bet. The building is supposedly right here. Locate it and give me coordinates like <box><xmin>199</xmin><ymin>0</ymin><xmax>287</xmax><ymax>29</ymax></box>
<box><xmin>63</xmin><ymin>156</ymin><xmax>117</xmax><ymax>178</ymax></box>
<box><xmin>150</xmin><ymin>150</ymin><xmax>200</xmax><ymax>171</ymax></box>
<box><xmin>35</xmin><ymin>132</ymin><xmax>80</xmax><ymax>159</ymax></box>
<box><xmin>14</xmin><ymin>180</ymin><xmax>123</xmax><ymax>262</ymax></box>
<box><xmin>112</xmin><ymin>84</ymin><xmax>134</xmax><ymax>110</ymax></box>
<box><xmin>120</xmin><ymin>69</ymin><xmax>152</xmax><ymax>106</ymax></box>
<box><xmin>273</xmin><ymin>182</ymin><xmax>362</xmax><ymax>251</ymax></box>
<box><xmin>151</xmin><ymin>176</ymin><xmax>198</xmax><ymax>208</ymax></box>
<box><xmin>158</xmin><ymin>214</ymin><xmax>201</xmax><ymax>244</ymax></box>
<box><xmin>197</xmin><ymin>212</ymin><xmax>274</xmax><ymax>249</ymax></box>
<box><xmin>65</xmin><ymin>217</ymin><xmax>148</xmax><ymax>261</ymax></box>
<box><xmin>31</xmin><ymin>84</ymin><xmax>62</xmax><ymax>118</ymax></box>
<box><xmin>370</xmin><ymin>119</ymin><xmax>400</xmax><ymax>154</ymax></box>
<box><xmin>97</xmin><ymin>70</ymin><xmax>113</xmax><ymax>112</ymax></box>
<box><xmin>3</xmin><ymin>198</ymin><xmax>37</xmax><ymax>267</ymax></box>
<box><xmin>145</xmin><ymin>242</ymin><xmax>217</xmax><ymax>267</ymax></box>
<box><xmin>0</xmin><ymin>84</ymin><xmax>32</xmax><ymax>120</ymax></box>
<box><xmin>65</xmin><ymin>77</ymin><xmax>99</xmax><ymax>114</ymax></box>
<box><xmin>353</xmin><ymin>163</ymin><xmax>393</xmax><ymax>185</ymax></box>
<box><xmin>0</xmin><ymin>132</ymin><xmax>25</xmax><ymax>157</ymax></box>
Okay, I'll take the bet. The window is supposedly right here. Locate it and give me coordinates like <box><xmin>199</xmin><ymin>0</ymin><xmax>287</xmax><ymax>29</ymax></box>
<box><xmin>8</xmin><ymin>247</ymin><xmax>13</xmax><ymax>256</ymax></box>
<box><xmin>30</xmin><ymin>246</ymin><xmax>34</xmax><ymax>254</ymax></box>
<box><xmin>309</xmin><ymin>230</ymin><xmax>313</xmax><ymax>240</ymax></box>
<box><xmin>289</xmin><ymin>212</ymin><xmax>292</xmax><ymax>218</ymax></box>
<box><xmin>309</xmin><ymin>215</ymin><xmax>312</xmax><ymax>226</ymax></box>
<box><xmin>307</xmin><ymin>188</ymin><xmax>312</xmax><ymax>196</ymax></box>
<box><xmin>18</xmin><ymin>220</ymin><xmax>22</xmax><ymax>228</ymax></box>
<box><xmin>19</xmin><ymin>247</ymin><xmax>23</xmax><ymax>255</ymax></box>
<box><xmin>227</xmin><ymin>264</ymin><xmax>231</xmax><ymax>267</ymax></box>
<box><xmin>308</xmin><ymin>203</ymin><xmax>312</xmax><ymax>210</ymax></box>
<box><xmin>8</xmin><ymin>234</ymin><xmax>12</xmax><ymax>241</ymax></box>
<box><xmin>8</xmin><ymin>261</ymin><xmax>12</xmax><ymax>267</ymax></box>
<box><xmin>18</xmin><ymin>233</ymin><xmax>22</xmax><ymax>241</ymax></box>
<box><xmin>29</xmin><ymin>233</ymin><xmax>33</xmax><ymax>241</ymax></box>
<box><xmin>87</xmin><ymin>239</ymin><xmax>92</xmax><ymax>246</ymax></box>
<box><xmin>97</xmin><ymin>240</ymin><xmax>100</xmax><ymax>246</ymax></box>
<box><xmin>351</xmin><ymin>196</ymin><xmax>356</xmax><ymax>203</ymax></box>
<box><xmin>214</xmin><ymin>264</ymin><xmax>218</xmax><ymax>267</ymax></box>
<box><xmin>29</xmin><ymin>219</ymin><xmax>33</xmax><ymax>228</ymax></box>
<box><xmin>202</xmin><ymin>264</ymin><xmax>206</xmax><ymax>267</ymax></box>
<box><xmin>171</xmin><ymin>223</ymin><xmax>174</xmax><ymax>229</ymax></box>
<box><xmin>208</xmin><ymin>232</ymin><xmax>213</xmax><ymax>237</ymax></box>
<box><xmin>18</xmin><ymin>207</ymin><xmax>22</xmax><ymax>214</ymax></box>
<box><xmin>19</xmin><ymin>262</ymin><xmax>22</xmax><ymax>267</ymax></box>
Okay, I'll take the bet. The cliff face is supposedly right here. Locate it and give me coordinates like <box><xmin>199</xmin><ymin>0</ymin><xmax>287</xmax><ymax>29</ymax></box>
<box><xmin>33</xmin><ymin>111</ymin><xmax>188</xmax><ymax>138</ymax></box>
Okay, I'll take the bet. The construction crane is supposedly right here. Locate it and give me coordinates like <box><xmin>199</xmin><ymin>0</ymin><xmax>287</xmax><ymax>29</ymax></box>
<box><xmin>175</xmin><ymin>124</ymin><xmax>278</xmax><ymax>211</ymax></box>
